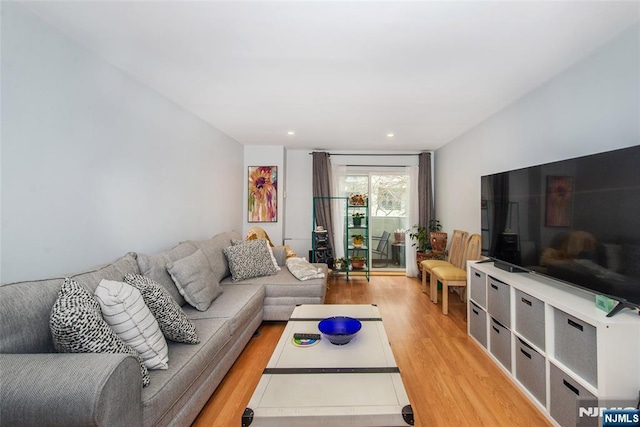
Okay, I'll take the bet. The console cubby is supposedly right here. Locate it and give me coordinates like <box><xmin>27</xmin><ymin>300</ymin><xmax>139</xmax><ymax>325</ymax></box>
<box><xmin>469</xmin><ymin>301</ymin><xmax>487</xmax><ymax>348</ymax></box>
<box><xmin>487</xmin><ymin>276</ymin><xmax>510</xmax><ymax>327</ymax></box>
<box><xmin>553</xmin><ymin>308</ymin><xmax>598</xmax><ymax>388</ymax></box>
<box><xmin>469</xmin><ymin>268</ymin><xmax>486</xmax><ymax>307</ymax></box>
<box><xmin>515</xmin><ymin>337</ymin><xmax>545</xmax><ymax>405</ymax></box>
<box><xmin>467</xmin><ymin>262</ymin><xmax>640</xmax><ymax>427</ymax></box>
<box><xmin>489</xmin><ymin>317</ymin><xmax>511</xmax><ymax>370</ymax></box>
<box><xmin>549</xmin><ymin>362</ymin><xmax>598</xmax><ymax>427</ymax></box>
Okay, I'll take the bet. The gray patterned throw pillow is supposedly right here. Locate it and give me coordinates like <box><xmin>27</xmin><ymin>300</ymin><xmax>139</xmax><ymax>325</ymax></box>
<box><xmin>49</xmin><ymin>278</ymin><xmax>150</xmax><ymax>387</ymax></box>
<box><xmin>124</xmin><ymin>273</ymin><xmax>200</xmax><ymax>344</ymax></box>
<box><xmin>223</xmin><ymin>239</ymin><xmax>278</xmax><ymax>282</ymax></box>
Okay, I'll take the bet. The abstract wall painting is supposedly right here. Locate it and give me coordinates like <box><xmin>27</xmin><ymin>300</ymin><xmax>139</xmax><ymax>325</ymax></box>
<box><xmin>248</xmin><ymin>166</ymin><xmax>277</xmax><ymax>222</ymax></box>
<box><xmin>546</xmin><ymin>175</ymin><xmax>573</xmax><ymax>227</ymax></box>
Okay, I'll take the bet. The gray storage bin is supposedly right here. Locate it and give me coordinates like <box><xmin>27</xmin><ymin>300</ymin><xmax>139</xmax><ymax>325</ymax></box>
<box><xmin>489</xmin><ymin>317</ymin><xmax>511</xmax><ymax>371</ymax></box>
<box><xmin>469</xmin><ymin>301</ymin><xmax>487</xmax><ymax>348</ymax></box>
<box><xmin>469</xmin><ymin>268</ymin><xmax>486</xmax><ymax>307</ymax></box>
<box><xmin>554</xmin><ymin>308</ymin><xmax>598</xmax><ymax>387</ymax></box>
<box><xmin>515</xmin><ymin>289</ymin><xmax>545</xmax><ymax>351</ymax></box>
<box><xmin>515</xmin><ymin>337</ymin><xmax>546</xmax><ymax>405</ymax></box>
<box><xmin>487</xmin><ymin>277</ymin><xmax>511</xmax><ymax>327</ymax></box>
<box><xmin>550</xmin><ymin>363</ymin><xmax>597</xmax><ymax>427</ymax></box>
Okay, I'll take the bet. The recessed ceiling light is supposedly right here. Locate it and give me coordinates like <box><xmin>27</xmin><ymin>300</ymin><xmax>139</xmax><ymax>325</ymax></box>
<box><xmin>287</xmin><ymin>130</ymin><xmax>296</xmax><ymax>136</ymax></box>
<box><xmin>386</xmin><ymin>133</ymin><xmax>395</xmax><ymax>138</ymax></box>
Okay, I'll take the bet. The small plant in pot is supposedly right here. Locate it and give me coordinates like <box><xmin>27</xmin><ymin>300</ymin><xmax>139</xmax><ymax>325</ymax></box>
<box><xmin>350</xmin><ymin>256</ymin><xmax>366</xmax><ymax>270</ymax></box>
<box><xmin>352</xmin><ymin>212</ymin><xmax>365</xmax><ymax>227</ymax></box>
<box><xmin>332</xmin><ymin>257</ymin><xmax>347</xmax><ymax>271</ymax></box>
<box><xmin>407</xmin><ymin>220</ymin><xmax>447</xmax><ymax>270</ymax></box>
<box><xmin>352</xmin><ymin>234</ymin><xmax>365</xmax><ymax>247</ymax></box>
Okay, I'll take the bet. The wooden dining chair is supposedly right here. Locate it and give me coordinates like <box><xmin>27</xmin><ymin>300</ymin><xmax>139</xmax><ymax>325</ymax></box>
<box><xmin>430</xmin><ymin>233</ymin><xmax>482</xmax><ymax>315</ymax></box>
<box><xmin>420</xmin><ymin>229</ymin><xmax>468</xmax><ymax>293</ymax></box>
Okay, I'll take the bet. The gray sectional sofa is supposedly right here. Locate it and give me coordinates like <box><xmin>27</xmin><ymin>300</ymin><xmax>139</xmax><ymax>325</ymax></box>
<box><xmin>0</xmin><ymin>231</ymin><xmax>327</xmax><ymax>427</ymax></box>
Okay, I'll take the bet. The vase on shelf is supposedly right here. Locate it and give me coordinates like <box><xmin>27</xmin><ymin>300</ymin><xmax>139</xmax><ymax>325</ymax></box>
<box><xmin>430</xmin><ymin>232</ymin><xmax>447</xmax><ymax>252</ymax></box>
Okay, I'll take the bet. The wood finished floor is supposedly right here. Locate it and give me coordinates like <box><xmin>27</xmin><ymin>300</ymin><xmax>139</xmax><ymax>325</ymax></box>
<box><xmin>192</xmin><ymin>275</ymin><xmax>552</xmax><ymax>427</ymax></box>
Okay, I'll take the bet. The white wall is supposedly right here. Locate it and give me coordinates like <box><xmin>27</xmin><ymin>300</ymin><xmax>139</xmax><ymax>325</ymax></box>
<box><xmin>435</xmin><ymin>24</ymin><xmax>639</xmax><ymax>237</ymax></box>
<box><xmin>243</xmin><ymin>145</ymin><xmax>285</xmax><ymax>244</ymax></box>
<box><xmin>1</xmin><ymin>3</ymin><xmax>244</xmax><ymax>283</ymax></box>
<box><xmin>284</xmin><ymin>150</ymin><xmax>314</xmax><ymax>256</ymax></box>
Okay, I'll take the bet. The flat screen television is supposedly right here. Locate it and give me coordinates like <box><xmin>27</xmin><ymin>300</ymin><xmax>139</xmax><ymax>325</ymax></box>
<box><xmin>481</xmin><ymin>145</ymin><xmax>640</xmax><ymax>317</ymax></box>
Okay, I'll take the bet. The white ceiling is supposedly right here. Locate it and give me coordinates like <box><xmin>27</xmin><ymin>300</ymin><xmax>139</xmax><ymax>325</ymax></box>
<box><xmin>18</xmin><ymin>1</ymin><xmax>640</xmax><ymax>151</ymax></box>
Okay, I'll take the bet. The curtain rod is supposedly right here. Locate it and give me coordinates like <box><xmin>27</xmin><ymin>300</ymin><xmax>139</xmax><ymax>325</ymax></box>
<box><xmin>308</xmin><ymin>152</ymin><xmax>422</xmax><ymax>156</ymax></box>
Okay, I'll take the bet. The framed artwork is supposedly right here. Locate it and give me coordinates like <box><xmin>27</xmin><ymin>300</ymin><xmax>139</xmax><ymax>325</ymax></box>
<box><xmin>248</xmin><ymin>166</ymin><xmax>277</xmax><ymax>222</ymax></box>
<box><xmin>545</xmin><ymin>176</ymin><xmax>573</xmax><ymax>227</ymax></box>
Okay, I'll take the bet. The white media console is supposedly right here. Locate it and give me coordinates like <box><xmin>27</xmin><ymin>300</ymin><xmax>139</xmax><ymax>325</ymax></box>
<box><xmin>466</xmin><ymin>261</ymin><xmax>640</xmax><ymax>427</ymax></box>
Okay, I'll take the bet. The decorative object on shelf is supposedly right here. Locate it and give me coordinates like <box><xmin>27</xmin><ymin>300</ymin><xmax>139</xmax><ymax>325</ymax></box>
<box><xmin>348</xmin><ymin>193</ymin><xmax>367</xmax><ymax>206</ymax></box>
<box><xmin>350</xmin><ymin>256</ymin><xmax>366</xmax><ymax>269</ymax></box>
<box><xmin>248</xmin><ymin>166</ymin><xmax>277</xmax><ymax>222</ymax></box>
<box><xmin>394</xmin><ymin>229</ymin><xmax>405</xmax><ymax>243</ymax></box>
<box><xmin>332</xmin><ymin>257</ymin><xmax>347</xmax><ymax>271</ymax></box>
<box><xmin>318</xmin><ymin>316</ymin><xmax>362</xmax><ymax>345</ymax></box>
<box><xmin>352</xmin><ymin>212</ymin><xmax>365</xmax><ymax>227</ymax></box>
<box><xmin>409</xmin><ymin>220</ymin><xmax>447</xmax><ymax>271</ymax></box>
<box><xmin>430</xmin><ymin>231</ymin><xmax>447</xmax><ymax>252</ymax></box>
<box><xmin>352</xmin><ymin>234</ymin><xmax>365</xmax><ymax>247</ymax></box>
<box><xmin>408</xmin><ymin>219</ymin><xmax>442</xmax><ymax>252</ymax></box>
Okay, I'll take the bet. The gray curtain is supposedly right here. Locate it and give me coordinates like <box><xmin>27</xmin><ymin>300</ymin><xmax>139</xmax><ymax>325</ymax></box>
<box><xmin>418</xmin><ymin>152</ymin><xmax>434</xmax><ymax>230</ymax></box>
<box><xmin>312</xmin><ymin>152</ymin><xmax>334</xmax><ymax>250</ymax></box>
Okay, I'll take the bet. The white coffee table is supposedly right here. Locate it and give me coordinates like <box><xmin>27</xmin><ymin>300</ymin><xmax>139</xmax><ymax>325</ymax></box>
<box><xmin>243</xmin><ymin>304</ymin><xmax>414</xmax><ymax>426</ymax></box>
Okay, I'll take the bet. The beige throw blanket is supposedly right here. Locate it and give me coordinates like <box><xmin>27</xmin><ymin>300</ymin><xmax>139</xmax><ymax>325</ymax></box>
<box><xmin>286</xmin><ymin>257</ymin><xmax>325</xmax><ymax>281</ymax></box>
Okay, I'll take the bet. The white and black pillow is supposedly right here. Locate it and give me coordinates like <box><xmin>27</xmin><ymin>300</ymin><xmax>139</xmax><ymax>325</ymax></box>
<box><xmin>232</xmin><ymin>238</ymin><xmax>281</xmax><ymax>271</ymax></box>
<box><xmin>124</xmin><ymin>273</ymin><xmax>200</xmax><ymax>344</ymax></box>
<box><xmin>95</xmin><ymin>280</ymin><xmax>169</xmax><ymax>370</ymax></box>
<box><xmin>50</xmin><ymin>278</ymin><xmax>150</xmax><ymax>387</ymax></box>
<box><xmin>223</xmin><ymin>239</ymin><xmax>278</xmax><ymax>282</ymax></box>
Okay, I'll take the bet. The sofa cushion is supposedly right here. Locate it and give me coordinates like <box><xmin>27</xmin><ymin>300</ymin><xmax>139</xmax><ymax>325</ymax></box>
<box><xmin>182</xmin><ymin>283</ymin><xmax>265</xmax><ymax>336</ymax></box>
<box><xmin>0</xmin><ymin>277</ymin><xmax>64</xmax><ymax>353</ymax></box>
<box><xmin>167</xmin><ymin>250</ymin><xmax>222</xmax><ymax>312</ymax></box>
<box><xmin>187</xmin><ymin>231</ymin><xmax>242</xmax><ymax>282</ymax></box>
<box><xmin>223</xmin><ymin>239</ymin><xmax>278</xmax><ymax>282</ymax></box>
<box><xmin>136</xmin><ymin>242</ymin><xmax>198</xmax><ymax>306</ymax></box>
<box><xmin>50</xmin><ymin>278</ymin><xmax>150</xmax><ymax>387</ymax></box>
<box><xmin>71</xmin><ymin>252</ymin><xmax>141</xmax><ymax>293</ymax></box>
<box><xmin>95</xmin><ymin>280</ymin><xmax>169</xmax><ymax>370</ymax></box>
<box><xmin>141</xmin><ymin>318</ymin><xmax>231</xmax><ymax>426</ymax></box>
<box><xmin>221</xmin><ymin>266</ymin><xmax>327</xmax><ymax>299</ymax></box>
<box><xmin>123</xmin><ymin>274</ymin><xmax>200</xmax><ymax>344</ymax></box>
<box><xmin>272</xmin><ymin>246</ymin><xmax>287</xmax><ymax>267</ymax></box>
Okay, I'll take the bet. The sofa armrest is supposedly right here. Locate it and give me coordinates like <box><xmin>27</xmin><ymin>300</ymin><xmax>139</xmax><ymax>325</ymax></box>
<box><xmin>1</xmin><ymin>353</ymin><xmax>142</xmax><ymax>427</ymax></box>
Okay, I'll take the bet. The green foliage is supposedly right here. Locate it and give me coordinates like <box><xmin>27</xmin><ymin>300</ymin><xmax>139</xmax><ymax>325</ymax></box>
<box><xmin>406</xmin><ymin>220</ymin><xmax>441</xmax><ymax>252</ymax></box>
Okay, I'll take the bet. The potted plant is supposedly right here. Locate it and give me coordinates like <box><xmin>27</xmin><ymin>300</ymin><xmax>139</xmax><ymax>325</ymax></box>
<box><xmin>352</xmin><ymin>234</ymin><xmax>365</xmax><ymax>247</ymax></box>
<box><xmin>332</xmin><ymin>257</ymin><xmax>347</xmax><ymax>271</ymax></box>
<box><xmin>350</xmin><ymin>256</ymin><xmax>366</xmax><ymax>270</ymax></box>
<box><xmin>352</xmin><ymin>212</ymin><xmax>365</xmax><ymax>227</ymax></box>
<box><xmin>407</xmin><ymin>220</ymin><xmax>447</xmax><ymax>271</ymax></box>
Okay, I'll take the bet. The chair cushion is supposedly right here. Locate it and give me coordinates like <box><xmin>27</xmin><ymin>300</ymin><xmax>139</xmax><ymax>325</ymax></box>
<box><xmin>421</xmin><ymin>260</ymin><xmax>454</xmax><ymax>270</ymax></box>
<box><xmin>431</xmin><ymin>266</ymin><xmax>467</xmax><ymax>281</ymax></box>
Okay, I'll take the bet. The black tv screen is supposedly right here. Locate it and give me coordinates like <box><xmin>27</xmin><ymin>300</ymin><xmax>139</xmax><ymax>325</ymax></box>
<box><xmin>481</xmin><ymin>145</ymin><xmax>640</xmax><ymax>314</ymax></box>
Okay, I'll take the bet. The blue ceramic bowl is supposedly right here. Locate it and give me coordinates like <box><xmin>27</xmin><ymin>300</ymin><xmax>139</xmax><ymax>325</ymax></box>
<box><xmin>318</xmin><ymin>316</ymin><xmax>362</xmax><ymax>345</ymax></box>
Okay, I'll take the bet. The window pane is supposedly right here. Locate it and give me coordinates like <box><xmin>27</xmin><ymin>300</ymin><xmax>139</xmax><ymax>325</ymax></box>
<box><xmin>371</xmin><ymin>174</ymin><xmax>407</xmax><ymax>217</ymax></box>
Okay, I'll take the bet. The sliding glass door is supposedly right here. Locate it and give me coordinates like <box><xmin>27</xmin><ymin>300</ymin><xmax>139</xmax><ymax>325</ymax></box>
<box><xmin>339</xmin><ymin>168</ymin><xmax>409</xmax><ymax>270</ymax></box>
